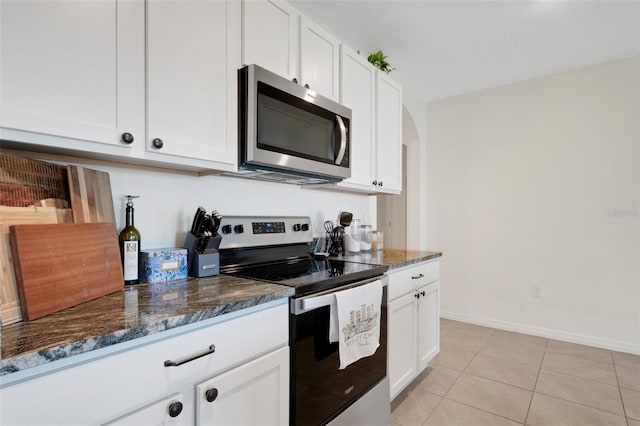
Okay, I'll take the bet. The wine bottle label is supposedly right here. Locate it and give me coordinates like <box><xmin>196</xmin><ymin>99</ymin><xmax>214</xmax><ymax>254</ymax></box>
<box><xmin>123</xmin><ymin>240</ymin><xmax>139</xmax><ymax>280</ymax></box>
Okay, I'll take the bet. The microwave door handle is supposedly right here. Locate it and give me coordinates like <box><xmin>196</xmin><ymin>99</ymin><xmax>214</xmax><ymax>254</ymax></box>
<box><xmin>334</xmin><ymin>115</ymin><xmax>347</xmax><ymax>165</ymax></box>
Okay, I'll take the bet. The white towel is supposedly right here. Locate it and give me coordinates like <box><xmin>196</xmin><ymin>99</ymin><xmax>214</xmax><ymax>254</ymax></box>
<box><xmin>329</xmin><ymin>280</ymin><xmax>383</xmax><ymax>370</ymax></box>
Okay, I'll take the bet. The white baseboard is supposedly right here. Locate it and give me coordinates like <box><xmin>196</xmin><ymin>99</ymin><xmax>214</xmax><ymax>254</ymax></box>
<box><xmin>440</xmin><ymin>310</ymin><xmax>640</xmax><ymax>355</ymax></box>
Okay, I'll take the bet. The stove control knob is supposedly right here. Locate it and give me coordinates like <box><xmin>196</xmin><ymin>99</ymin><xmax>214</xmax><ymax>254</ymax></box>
<box><xmin>293</xmin><ymin>223</ymin><xmax>301</xmax><ymax>232</ymax></box>
<box><xmin>301</xmin><ymin>223</ymin><xmax>310</xmax><ymax>232</ymax></box>
<box><xmin>221</xmin><ymin>225</ymin><xmax>232</xmax><ymax>234</ymax></box>
<box><xmin>234</xmin><ymin>224</ymin><xmax>244</xmax><ymax>234</ymax></box>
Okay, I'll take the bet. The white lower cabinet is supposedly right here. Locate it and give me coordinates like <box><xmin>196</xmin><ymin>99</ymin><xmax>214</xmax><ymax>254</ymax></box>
<box><xmin>388</xmin><ymin>291</ymin><xmax>418</xmax><ymax>395</ymax></box>
<box><xmin>105</xmin><ymin>393</ymin><xmax>188</xmax><ymax>426</ymax></box>
<box><xmin>387</xmin><ymin>260</ymin><xmax>440</xmax><ymax>400</ymax></box>
<box><xmin>196</xmin><ymin>347</ymin><xmax>289</xmax><ymax>425</ymax></box>
<box><xmin>0</xmin><ymin>303</ymin><xmax>289</xmax><ymax>426</ymax></box>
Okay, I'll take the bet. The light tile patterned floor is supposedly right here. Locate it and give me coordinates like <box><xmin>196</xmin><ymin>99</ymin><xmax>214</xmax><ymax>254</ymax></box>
<box><xmin>391</xmin><ymin>319</ymin><xmax>640</xmax><ymax>426</ymax></box>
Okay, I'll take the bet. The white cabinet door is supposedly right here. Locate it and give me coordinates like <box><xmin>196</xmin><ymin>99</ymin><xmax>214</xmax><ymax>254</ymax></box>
<box><xmin>299</xmin><ymin>16</ymin><xmax>340</xmax><ymax>102</ymax></box>
<box><xmin>242</xmin><ymin>0</ymin><xmax>299</xmax><ymax>81</ymax></box>
<box><xmin>196</xmin><ymin>346</ymin><xmax>289</xmax><ymax>426</ymax></box>
<box><xmin>388</xmin><ymin>291</ymin><xmax>418</xmax><ymax>400</ymax></box>
<box><xmin>375</xmin><ymin>71</ymin><xmax>403</xmax><ymax>193</ymax></box>
<box><xmin>0</xmin><ymin>0</ymin><xmax>144</xmax><ymax>155</ymax></box>
<box><xmin>339</xmin><ymin>44</ymin><xmax>376</xmax><ymax>190</ymax></box>
<box><xmin>146</xmin><ymin>0</ymin><xmax>237</xmax><ymax>167</ymax></box>
<box><xmin>417</xmin><ymin>282</ymin><xmax>440</xmax><ymax>371</ymax></box>
<box><xmin>104</xmin><ymin>393</ymin><xmax>188</xmax><ymax>426</ymax></box>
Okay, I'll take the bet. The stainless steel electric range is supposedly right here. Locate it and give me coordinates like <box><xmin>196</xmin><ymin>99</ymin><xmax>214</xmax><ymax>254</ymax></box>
<box><xmin>218</xmin><ymin>216</ymin><xmax>390</xmax><ymax>426</ymax></box>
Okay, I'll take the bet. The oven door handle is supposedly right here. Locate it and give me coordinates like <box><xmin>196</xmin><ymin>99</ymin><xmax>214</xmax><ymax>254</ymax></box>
<box><xmin>293</xmin><ymin>275</ymin><xmax>388</xmax><ymax>315</ymax></box>
<box><xmin>301</xmin><ymin>293</ymin><xmax>335</xmax><ymax>311</ymax></box>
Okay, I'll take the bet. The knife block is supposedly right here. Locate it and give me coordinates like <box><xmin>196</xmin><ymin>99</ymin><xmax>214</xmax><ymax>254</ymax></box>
<box><xmin>183</xmin><ymin>232</ymin><xmax>222</xmax><ymax>278</ymax></box>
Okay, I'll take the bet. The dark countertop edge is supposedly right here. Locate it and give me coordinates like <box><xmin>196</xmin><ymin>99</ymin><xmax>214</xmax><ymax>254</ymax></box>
<box><xmin>386</xmin><ymin>251</ymin><xmax>443</xmax><ymax>270</ymax></box>
<box><xmin>339</xmin><ymin>249</ymin><xmax>443</xmax><ymax>270</ymax></box>
<box><xmin>0</xmin><ymin>286</ymin><xmax>294</xmax><ymax>380</ymax></box>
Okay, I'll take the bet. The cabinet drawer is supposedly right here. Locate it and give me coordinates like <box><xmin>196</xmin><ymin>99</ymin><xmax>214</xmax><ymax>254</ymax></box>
<box><xmin>388</xmin><ymin>260</ymin><xmax>439</xmax><ymax>301</ymax></box>
<box><xmin>0</xmin><ymin>303</ymin><xmax>288</xmax><ymax>425</ymax></box>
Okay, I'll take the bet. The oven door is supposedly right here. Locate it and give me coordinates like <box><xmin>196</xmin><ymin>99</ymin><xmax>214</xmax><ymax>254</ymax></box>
<box><xmin>290</xmin><ymin>277</ymin><xmax>388</xmax><ymax>426</ymax></box>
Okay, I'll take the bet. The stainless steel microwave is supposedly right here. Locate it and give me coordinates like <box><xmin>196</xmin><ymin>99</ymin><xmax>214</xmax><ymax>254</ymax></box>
<box><xmin>237</xmin><ymin>64</ymin><xmax>351</xmax><ymax>184</ymax></box>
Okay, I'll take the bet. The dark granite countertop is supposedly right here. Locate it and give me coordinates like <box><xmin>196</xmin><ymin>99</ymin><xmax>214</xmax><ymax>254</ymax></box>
<box><xmin>0</xmin><ymin>275</ymin><xmax>293</xmax><ymax>377</ymax></box>
<box><xmin>340</xmin><ymin>249</ymin><xmax>442</xmax><ymax>269</ymax></box>
<box><xmin>0</xmin><ymin>249</ymin><xmax>440</xmax><ymax>378</ymax></box>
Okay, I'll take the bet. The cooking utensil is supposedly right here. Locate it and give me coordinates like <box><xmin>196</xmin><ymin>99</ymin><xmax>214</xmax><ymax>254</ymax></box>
<box><xmin>190</xmin><ymin>206</ymin><xmax>207</xmax><ymax>236</ymax></box>
<box><xmin>0</xmin><ymin>206</ymin><xmax>59</xmax><ymax>324</ymax></box>
<box><xmin>67</xmin><ymin>165</ymin><xmax>115</xmax><ymax>224</ymax></box>
<box><xmin>324</xmin><ymin>220</ymin><xmax>334</xmax><ymax>235</ymax></box>
<box><xmin>9</xmin><ymin>223</ymin><xmax>122</xmax><ymax>321</ymax></box>
<box><xmin>339</xmin><ymin>211</ymin><xmax>353</xmax><ymax>227</ymax></box>
<box><xmin>211</xmin><ymin>210</ymin><xmax>222</xmax><ymax>235</ymax></box>
<box><xmin>197</xmin><ymin>215</ymin><xmax>214</xmax><ymax>253</ymax></box>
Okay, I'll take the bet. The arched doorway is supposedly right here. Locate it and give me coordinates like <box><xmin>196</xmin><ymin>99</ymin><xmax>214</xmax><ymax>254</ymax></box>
<box><xmin>377</xmin><ymin>106</ymin><xmax>421</xmax><ymax>249</ymax></box>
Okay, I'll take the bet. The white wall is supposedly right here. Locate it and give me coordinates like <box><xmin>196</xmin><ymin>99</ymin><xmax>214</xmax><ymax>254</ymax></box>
<box><xmin>426</xmin><ymin>56</ymin><xmax>640</xmax><ymax>353</ymax></box>
<box><xmin>33</xmin><ymin>158</ymin><xmax>373</xmax><ymax>249</ymax></box>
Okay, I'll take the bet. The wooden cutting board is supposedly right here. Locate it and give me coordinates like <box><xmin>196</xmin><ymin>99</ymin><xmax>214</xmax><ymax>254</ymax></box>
<box><xmin>9</xmin><ymin>223</ymin><xmax>123</xmax><ymax>321</ymax></box>
<box><xmin>0</xmin><ymin>206</ymin><xmax>60</xmax><ymax>324</ymax></box>
<box><xmin>67</xmin><ymin>166</ymin><xmax>116</xmax><ymax>224</ymax></box>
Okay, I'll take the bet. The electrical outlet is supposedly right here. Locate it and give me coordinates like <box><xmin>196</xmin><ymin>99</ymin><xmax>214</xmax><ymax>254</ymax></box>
<box><xmin>533</xmin><ymin>285</ymin><xmax>544</xmax><ymax>298</ymax></box>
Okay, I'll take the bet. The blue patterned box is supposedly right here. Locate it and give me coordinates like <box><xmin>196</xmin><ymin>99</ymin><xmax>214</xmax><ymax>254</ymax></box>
<box><xmin>140</xmin><ymin>248</ymin><xmax>188</xmax><ymax>283</ymax></box>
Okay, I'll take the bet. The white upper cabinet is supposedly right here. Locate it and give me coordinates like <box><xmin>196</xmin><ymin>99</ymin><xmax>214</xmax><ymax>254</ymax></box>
<box><xmin>241</xmin><ymin>0</ymin><xmax>298</xmax><ymax>81</ymax></box>
<box><xmin>0</xmin><ymin>0</ymin><xmax>145</xmax><ymax>156</ymax></box>
<box><xmin>375</xmin><ymin>71</ymin><xmax>403</xmax><ymax>193</ymax></box>
<box><xmin>330</xmin><ymin>48</ymin><xmax>403</xmax><ymax>195</ymax></box>
<box><xmin>242</xmin><ymin>0</ymin><xmax>340</xmax><ymax>101</ymax></box>
<box><xmin>338</xmin><ymin>44</ymin><xmax>376</xmax><ymax>190</ymax></box>
<box><xmin>145</xmin><ymin>0</ymin><xmax>238</xmax><ymax>169</ymax></box>
<box><xmin>299</xmin><ymin>16</ymin><xmax>340</xmax><ymax>101</ymax></box>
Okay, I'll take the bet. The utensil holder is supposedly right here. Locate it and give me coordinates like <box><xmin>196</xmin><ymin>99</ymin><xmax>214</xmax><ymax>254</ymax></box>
<box><xmin>183</xmin><ymin>232</ymin><xmax>222</xmax><ymax>277</ymax></box>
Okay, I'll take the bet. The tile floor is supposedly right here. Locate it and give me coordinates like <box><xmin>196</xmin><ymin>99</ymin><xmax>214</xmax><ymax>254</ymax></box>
<box><xmin>391</xmin><ymin>319</ymin><xmax>640</xmax><ymax>426</ymax></box>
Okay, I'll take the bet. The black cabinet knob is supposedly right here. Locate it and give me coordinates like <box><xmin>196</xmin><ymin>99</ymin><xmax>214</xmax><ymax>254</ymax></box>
<box><xmin>414</xmin><ymin>293</ymin><xmax>420</xmax><ymax>299</ymax></box>
<box><xmin>168</xmin><ymin>401</ymin><xmax>183</xmax><ymax>418</ymax></box>
<box><xmin>292</xmin><ymin>77</ymin><xmax>298</xmax><ymax>84</ymax></box>
<box><xmin>121</xmin><ymin>132</ymin><xmax>134</xmax><ymax>144</ymax></box>
<box><xmin>421</xmin><ymin>290</ymin><xmax>426</xmax><ymax>296</ymax></box>
<box><xmin>205</xmin><ymin>388</ymin><xmax>219</xmax><ymax>403</ymax></box>
<box><xmin>304</xmin><ymin>83</ymin><xmax>310</xmax><ymax>89</ymax></box>
<box><xmin>372</xmin><ymin>180</ymin><xmax>378</xmax><ymax>186</ymax></box>
<box><xmin>379</xmin><ymin>181</ymin><xmax>383</xmax><ymax>187</ymax></box>
<box><xmin>152</xmin><ymin>138</ymin><xmax>164</xmax><ymax>149</ymax></box>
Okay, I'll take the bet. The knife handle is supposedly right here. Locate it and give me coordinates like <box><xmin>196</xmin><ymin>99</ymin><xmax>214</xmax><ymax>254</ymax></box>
<box><xmin>191</xmin><ymin>207</ymin><xmax>207</xmax><ymax>235</ymax></box>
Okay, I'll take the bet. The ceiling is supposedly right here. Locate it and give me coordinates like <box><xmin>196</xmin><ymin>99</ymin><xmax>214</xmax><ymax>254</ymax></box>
<box><xmin>291</xmin><ymin>0</ymin><xmax>640</xmax><ymax>102</ymax></box>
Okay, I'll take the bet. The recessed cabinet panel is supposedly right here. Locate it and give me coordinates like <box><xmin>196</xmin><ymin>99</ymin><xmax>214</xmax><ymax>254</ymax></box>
<box><xmin>299</xmin><ymin>16</ymin><xmax>340</xmax><ymax>101</ymax></box>
<box><xmin>388</xmin><ymin>292</ymin><xmax>418</xmax><ymax>400</ymax></box>
<box><xmin>146</xmin><ymin>0</ymin><xmax>232</xmax><ymax>163</ymax></box>
<box><xmin>418</xmin><ymin>282</ymin><xmax>440</xmax><ymax>370</ymax></box>
<box><xmin>0</xmin><ymin>0</ymin><xmax>144</xmax><ymax>150</ymax></box>
<box><xmin>196</xmin><ymin>347</ymin><xmax>289</xmax><ymax>426</ymax></box>
<box><xmin>339</xmin><ymin>45</ymin><xmax>375</xmax><ymax>189</ymax></box>
<box><xmin>242</xmin><ymin>0</ymin><xmax>298</xmax><ymax>80</ymax></box>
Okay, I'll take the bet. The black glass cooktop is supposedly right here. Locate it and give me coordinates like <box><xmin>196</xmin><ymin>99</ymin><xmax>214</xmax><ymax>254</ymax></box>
<box><xmin>227</xmin><ymin>257</ymin><xmax>388</xmax><ymax>297</ymax></box>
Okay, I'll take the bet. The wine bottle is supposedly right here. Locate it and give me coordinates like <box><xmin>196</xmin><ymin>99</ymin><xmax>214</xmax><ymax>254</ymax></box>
<box><xmin>119</xmin><ymin>195</ymin><xmax>141</xmax><ymax>285</ymax></box>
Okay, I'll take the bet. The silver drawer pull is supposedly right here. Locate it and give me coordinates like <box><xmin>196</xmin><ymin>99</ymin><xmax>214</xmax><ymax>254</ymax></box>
<box><xmin>164</xmin><ymin>344</ymin><xmax>216</xmax><ymax>367</ymax></box>
<box><xmin>411</xmin><ymin>273</ymin><xmax>424</xmax><ymax>279</ymax></box>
